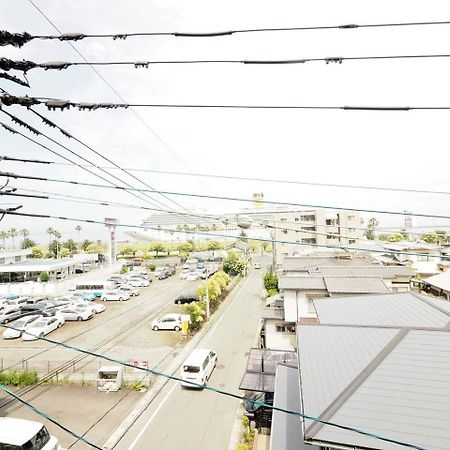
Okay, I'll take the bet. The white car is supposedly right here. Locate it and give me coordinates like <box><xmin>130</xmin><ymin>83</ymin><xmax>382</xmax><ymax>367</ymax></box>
<box><xmin>151</xmin><ymin>314</ymin><xmax>182</xmax><ymax>331</ymax></box>
<box><xmin>186</xmin><ymin>272</ymin><xmax>199</xmax><ymax>281</ymax></box>
<box><xmin>0</xmin><ymin>307</ymin><xmax>23</xmax><ymax>324</ymax></box>
<box><xmin>57</xmin><ymin>306</ymin><xmax>94</xmax><ymax>321</ymax></box>
<box><xmin>70</xmin><ymin>300</ymin><xmax>105</xmax><ymax>314</ymax></box>
<box><xmin>124</xmin><ymin>277</ymin><xmax>150</xmax><ymax>287</ymax></box>
<box><xmin>180</xmin><ymin>269</ymin><xmax>190</xmax><ymax>280</ymax></box>
<box><xmin>2</xmin><ymin>314</ymin><xmax>41</xmax><ymax>339</ymax></box>
<box><xmin>101</xmin><ymin>290</ymin><xmax>130</xmax><ymax>302</ymax></box>
<box><xmin>22</xmin><ymin>316</ymin><xmax>64</xmax><ymax>341</ymax></box>
<box><xmin>118</xmin><ymin>285</ymin><xmax>140</xmax><ymax>296</ymax></box>
<box><xmin>253</xmin><ymin>262</ymin><xmax>261</xmax><ymax>269</ymax></box>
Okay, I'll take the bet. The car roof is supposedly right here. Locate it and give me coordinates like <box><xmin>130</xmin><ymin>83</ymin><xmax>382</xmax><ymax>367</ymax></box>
<box><xmin>0</xmin><ymin>417</ymin><xmax>43</xmax><ymax>444</ymax></box>
<box><xmin>160</xmin><ymin>313</ymin><xmax>181</xmax><ymax>319</ymax></box>
<box><xmin>183</xmin><ymin>348</ymin><xmax>214</xmax><ymax>366</ymax></box>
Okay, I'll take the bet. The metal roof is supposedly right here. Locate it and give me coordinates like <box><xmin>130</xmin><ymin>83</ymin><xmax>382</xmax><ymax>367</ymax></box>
<box><xmin>307</xmin><ymin>329</ymin><xmax>450</xmax><ymax>450</ymax></box>
<box><xmin>312</xmin><ymin>265</ymin><xmax>415</xmax><ymax>278</ymax></box>
<box><xmin>423</xmin><ymin>270</ymin><xmax>450</xmax><ymax>292</ymax></box>
<box><xmin>0</xmin><ymin>258</ymin><xmax>80</xmax><ymax>273</ymax></box>
<box><xmin>323</xmin><ymin>277</ymin><xmax>390</xmax><ymax>294</ymax></box>
<box><xmin>282</xmin><ymin>256</ymin><xmax>373</xmax><ymax>272</ymax></box>
<box><xmin>239</xmin><ymin>348</ymin><xmax>298</xmax><ymax>393</ymax></box>
<box><xmin>313</xmin><ymin>293</ymin><xmax>450</xmax><ymax>328</ymax></box>
<box><xmin>279</xmin><ymin>276</ymin><xmax>326</xmax><ymax>290</ymax></box>
<box><xmin>270</xmin><ymin>365</ymin><xmax>320</xmax><ymax>450</ymax></box>
<box><xmin>297</xmin><ymin>326</ymin><xmax>399</xmax><ymax>430</ymax></box>
<box><xmin>261</xmin><ymin>307</ymin><xmax>285</xmax><ymax>320</ymax></box>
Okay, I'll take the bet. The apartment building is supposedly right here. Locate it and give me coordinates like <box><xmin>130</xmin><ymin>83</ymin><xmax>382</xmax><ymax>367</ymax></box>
<box><xmin>273</xmin><ymin>209</ymin><xmax>362</xmax><ymax>266</ymax></box>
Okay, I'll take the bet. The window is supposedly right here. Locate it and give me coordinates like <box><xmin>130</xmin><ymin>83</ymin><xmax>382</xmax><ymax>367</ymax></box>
<box><xmin>327</xmin><ymin>235</ymin><xmax>338</xmax><ymax>239</ymax></box>
<box><xmin>280</xmin><ymin>218</ymin><xmax>287</xmax><ymax>222</ymax></box>
<box><xmin>325</xmin><ymin>219</ymin><xmax>335</xmax><ymax>225</ymax></box>
<box><xmin>202</xmin><ymin>356</ymin><xmax>210</xmax><ymax>370</ymax></box>
<box><xmin>302</xmin><ymin>238</ymin><xmax>316</xmax><ymax>244</ymax></box>
<box><xmin>0</xmin><ymin>258</ymin><xmax>5</xmax><ymax>264</ymax></box>
<box><xmin>349</xmin><ymin>239</ymin><xmax>356</xmax><ymax>244</ymax></box>
<box><xmin>348</xmin><ymin>215</ymin><xmax>355</xmax><ymax>220</ymax></box>
<box><xmin>300</xmin><ymin>215</ymin><xmax>315</xmax><ymax>221</ymax></box>
<box><xmin>303</xmin><ymin>226</ymin><xmax>316</xmax><ymax>231</ymax></box>
<box><xmin>282</xmin><ymin>230</ymin><xmax>288</xmax><ymax>235</ymax></box>
<box><xmin>294</xmin><ymin>217</ymin><xmax>299</xmax><ymax>222</ymax></box>
<box><xmin>14</xmin><ymin>256</ymin><xmax>21</xmax><ymax>262</ymax></box>
<box><xmin>276</xmin><ymin>324</ymin><xmax>295</xmax><ymax>333</ymax></box>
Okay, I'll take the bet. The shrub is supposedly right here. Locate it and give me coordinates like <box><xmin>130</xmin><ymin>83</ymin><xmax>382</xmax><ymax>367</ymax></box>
<box><xmin>266</xmin><ymin>288</ymin><xmax>278</xmax><ymax>298</ymax></box>
<box><xmin>39</xmin><ymin>271</ymin><xmax>49</xmax><ymax>282</ymax></box>
<box><xmin>0</xmin><ymin>370</ymin><xmax>38</xmax><ymax>387</ymax></box>
<box><xmin>263</xmin><ymin>272</ymin><xmax>278</xmax><ymax>292</ymax></box>
<box><xmin>120</xmin><ymin>264</ymin><xmax>128</xmax><ymax>275</ymax></box>
<box><xmin>147</xmin><ymin>263</ymin><xmax>156</xmax><ymax>271</ymax></box>
<box><xmin>236</xmin><ymin>445</ymin><xmax>249</xmax><ymax>450</ymax></box>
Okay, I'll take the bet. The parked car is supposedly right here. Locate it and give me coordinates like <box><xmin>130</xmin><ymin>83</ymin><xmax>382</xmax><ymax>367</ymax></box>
<box><xmin>124</xmin><ymin>276</ymin><xmax>150</xmax><ymax>287</ymax></box>
<box><xmin>174</xmin><ymin>293</ymin><xmax>199</xmax><ymax>305</ymax></box>
<box><xmin>58</xmin><ymin>306</ymin><xmax>94</xmax><ymax>322</ymax></box>
<box><xmin>129</xmin><ymin>268</ymin><xmax>148</xmax><ymax>277</ymax></box>
<box><xmin>151</xmin><ymin>314</ymin><xmax>182</xmax><ymax>331</ymax></box>
<box><xmin>180</xmin><ymin>269</ymin><xmax>190</xmax><ymax>280</ymax></box>
<box><xmin>2</xmin><ymin>315</ymin><xmax>41</xmax><ymax>339</ymax></box>
<box><xmin>101</xmin><ymin>290</ymin><xmax>130</xmax><ymax>302</ymax></box>
<box><xmin>72</xmin><ymin>301</ymin><xmax>105</xmax><ymax>314</ymax></box>
<box><xmin>0</xmin><ymin>307</ymin><xmax>24</xmax><ymax>324</ymax></box>
<box><xmin>69</xmin><ymin>291</ymin><xmax>96</xmax><ymax>302</ymax></box>
<box><xmin>107</xmin><ymin>275</ymin><xmax>124</xmax><ymax>283</ymax></box>
<box><xmin>20</xmin><ymin>302</ymin><xmax>57</xmax><ymax>317</ymax></box>
<box><xmin>117</xmin><ymin>285</ymin><xmax>140</xmax><ymax>296</ymax></box>
<box><xmin>22</xmin><ymin>315</ymin><xmax>64</xmax><ymax>341</ymax></box>
<box><xmin>3</xmin><ymin>296</ymin><xmax>29</xmax><ymax>308</ymax></box>
<box><xmin>157</xmin><ymin>270</ymin><xmax>169</xmax><ymax>280</ymax></box>
<box><xmin>186</xmin><ymin>272</ymin><xmax>199</xmax><ymax>281</ymax></box>
<box><xmin>166</xmin><ymin>266</ymin><xmax>176</xmax><ymax>276</ymax></box>
<box><xmin>75</xmin><ymin>266</ymin><xmax>84</xmax><ymax>273</ymax></box>
<box><xmin>253</xmin><ymin>262</ymin><xmax>261</xmax><ymax>269</ymax></box>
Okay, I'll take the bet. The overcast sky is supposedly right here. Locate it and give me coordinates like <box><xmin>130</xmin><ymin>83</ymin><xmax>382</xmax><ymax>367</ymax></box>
<box><xmin>1</xmin><ymin>0</ymin><xmax>450</xmax><ymax>243</ymax></box>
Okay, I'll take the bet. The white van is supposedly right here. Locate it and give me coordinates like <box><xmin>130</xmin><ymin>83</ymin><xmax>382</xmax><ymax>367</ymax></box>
<box><xmin>180</xmin><ymin>348</ymin><xmax>217</xmax><ymax>388</ymax></box>
<box><xmin>0</xmin><ymin>417</ymin><xmax>61</xmax><ymax>450</ymax></box>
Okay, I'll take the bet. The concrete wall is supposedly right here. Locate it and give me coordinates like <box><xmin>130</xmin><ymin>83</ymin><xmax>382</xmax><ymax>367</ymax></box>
<box><xmin>264</xmin><ymin>321</ymin><xmax>296</xmax><ymax>351</ymax></box>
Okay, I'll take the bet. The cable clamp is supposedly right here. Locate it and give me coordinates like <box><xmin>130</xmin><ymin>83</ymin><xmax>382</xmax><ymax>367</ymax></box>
<box><xmin>45</xmin><ymin>100</ymin><xmax>71</xmax><ymax>111</ymax></box>
<box><xmin>134</xmin><ymin>61</ymin><xmax>150</xmax><ymax>68</ymax></box>
<box><xmin>0</xmin><ymin>31</ymin><xmax>33</xmax><ymax>48</ymax></box>
<box><xmin>40</xmin><ymin>61</ymin><xmax>71</xmax><ymax>71</ymax></box>
<box><xmin>58</xmin><ymin>33</ymin><xmax>85</xmax><ymax>41</ymax></box>
<box><xmin>113</xmin><ymin>34</ymin><xmax>127</xmax><ymax>40</ymax></box>
<box><xmin>339</xmin><ymin>24</ymin><xmax>359</xmax><ymax>29</ymax></box>
<box><xmin>325</xmin><ymin>57</ymin><xmax>343</xmax><ymax>64</ymax></box>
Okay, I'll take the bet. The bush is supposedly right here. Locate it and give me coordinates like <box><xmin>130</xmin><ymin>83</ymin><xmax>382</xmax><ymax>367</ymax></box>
<box><xmin>147</xmin><ymin>264</ymin><xmax>156</xmax><ymax>271</ymax></box>
<box><xmin>266</xmin><ymin>288</ymin><xmax>278</xmax><ymax>298</ymax></box>
<box><xmin>263</xmin><ymin>272</ymin><xmax>278</xmax><ymax>292</ymax></box>
<box><xmin>120</xmin><ymin>264</ymin><xmax>128</xmax><ymax>275</ymax></box>
<box><xmin>223</xmin><ymin>252</ymin><xmax>246</xmax><ymax>276</ymax></box>
<box><xmin>39</xmin><ymin>271</ymin><xmax>49</xmax><ymax>282</ymax></box>
<box><xmin>236</xmin><ymin>445</ymin><xmax>249</xmax><ymax>450</ymax></box>
<box><xmin>0</xmin><ymin>370</ymin><xmax>38</xmax><ymax>387</ymax></box>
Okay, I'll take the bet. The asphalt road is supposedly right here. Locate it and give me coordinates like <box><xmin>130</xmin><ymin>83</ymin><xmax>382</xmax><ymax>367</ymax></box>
<box><xmin>115</xmin><ymin>267</ymin><xmax>264</xmax><ymax>450</ymax></box>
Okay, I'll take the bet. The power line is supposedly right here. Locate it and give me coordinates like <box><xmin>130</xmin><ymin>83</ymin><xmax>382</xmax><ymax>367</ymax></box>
<box><xmin>6</xmin><ymin>53</ymin><xmax>450</xmax><ymax>73</ymax></box>
<box><xmin>0</xmin><ymin>111</ymin><xmax>187</xmax><ymax>213</ymax></box>
<box><xmin>3</xmin><ymin>19</ymin><xmax>450</xmax><ymax>46</ymax></box>
<box><xmin>3</xmin><ymin>94</ymin><xmax>450</xmax><ymax>111</ymax></box>
<box><xmin>0</xmin><ymin>383</ymin><xmax>101</xmax><ymax>449</ymax></box>
<box><xmin>0</xmin><ymin>323</ymin><xmax>429</xmax><ymax>450</ymax></box>
<box><xmin>2</xmin><ymin>170</ymin><xmax>450</xmax><ymax>221</ymax></box>
<box><xmin>26</xmin><ymin>0</ymin><xmax>215</xmax><ymax>200</ymax></box>
<box><xmin>0</xmin><ymin>206</ymin><xmax>445</xmax><ymax>259</ymax></box>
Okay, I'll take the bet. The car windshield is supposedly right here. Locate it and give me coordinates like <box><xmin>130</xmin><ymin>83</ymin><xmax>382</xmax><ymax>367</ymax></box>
<box><xmin>11</xmin><ymin>318</ymin><xmax>28</xmax><ymax>327</ymax></box>
<box><xmin>33</xmin><ymin>321</ymin><xmax>47</xmax><ymax>328</ymax></box>
<box><xmin>183</xmin><ymin>365</ymin><xmax>200</xmax><ymax>373</ymax></box>
<box><xmin>22</xmin><ymin>425</ymin><xmax>51</xmax><ymax>450</ymax></box>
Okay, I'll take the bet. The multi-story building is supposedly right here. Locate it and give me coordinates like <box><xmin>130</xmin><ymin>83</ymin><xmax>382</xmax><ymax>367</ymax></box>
<box><xmin>273</xmin><ymin>209</ymin><xmax>363</xmax><ymax>266</ymax></box>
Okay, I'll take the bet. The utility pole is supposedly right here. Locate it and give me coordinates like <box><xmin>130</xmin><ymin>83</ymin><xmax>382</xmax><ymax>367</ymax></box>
<box><xmin>271</xmin><ymin>226</ymin><xmax>277</xmax><ymax>272</ymax></box>
<box><xmin>205</xmin><ymin>268</ymin><xmax>210</xmax><ymax>320</ymax></box>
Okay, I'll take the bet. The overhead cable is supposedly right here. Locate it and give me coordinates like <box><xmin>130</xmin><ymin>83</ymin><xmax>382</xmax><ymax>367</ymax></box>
<box><xmin>0</xmin><ymin>206</ymin><xmax>446</xmax><ymax>259</ymax></box>
<box><xmin>0</xmin><ymin>94</ymin><xmax>442</xmax><ymax>111</ymax></box>
<box><xmin>0</xmin><ymin>324</ymin><xmax>431</xmax><ymax>450</ymax></box>
<box><xmin>2</xmin><ymin>170</ymin><xmax>450</xmax><ymax>221</ymax></box>
<box><xmin>3</xmin><ymin>19</ymin><xmax>450</xmax><ymax>46</ymax></box>
<box><xmin>0</xmin><ymin>383</ymin><xmax>101</xmax><ymax>449</ymax></box>
<box><xmin>6</xmin><ymin>54</ymin><xmax>450</xmax><ymax>73</ymax></box>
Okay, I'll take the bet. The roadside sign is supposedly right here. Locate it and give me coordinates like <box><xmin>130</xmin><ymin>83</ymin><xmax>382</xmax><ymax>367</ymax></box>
<box><xmin>133</xmin><ymin>360</ymin><xmax>148</xmax><ymax>372</ymax></box>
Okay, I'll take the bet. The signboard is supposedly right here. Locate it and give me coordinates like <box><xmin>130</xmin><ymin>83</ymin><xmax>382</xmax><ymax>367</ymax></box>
<box><xmin>104</xmin><ymin>217</ymin><xmax>118</xmax><ymax>265</ymax></box>
<box><xmin>133</xmin><ymin>360</ymin><xmax>148</xmax><ymax>372</ymax></box>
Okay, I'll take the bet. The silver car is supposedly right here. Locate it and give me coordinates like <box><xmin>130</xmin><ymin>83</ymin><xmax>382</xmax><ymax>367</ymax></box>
<box><xmin>58</xmin><ymin>306</ymin><xmax>93</xmax><ymax>321</ymax></box>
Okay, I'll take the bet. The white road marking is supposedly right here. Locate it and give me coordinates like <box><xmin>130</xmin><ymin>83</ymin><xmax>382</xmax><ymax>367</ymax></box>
<box><xmin>128</xmin><ymin>381</ymin><xmax>178</xmax><ymax>450</ymax></box>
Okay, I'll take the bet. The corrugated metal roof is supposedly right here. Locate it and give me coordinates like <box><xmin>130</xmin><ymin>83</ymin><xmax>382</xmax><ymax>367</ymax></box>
<box><xmin>282</xmin><ymin>256</ymin><xmax>373</xmax><ymax>272</ymax></box>
<box><xmin>313</xmin><ymin>293</ymin><xmax>450</xmax><ymax>328</ymax></box>
<box><xmin>421</xmin><ymin>295</ymin><xmax>450</xmax><ymax>314</ymax></box>
<box><xmin>324</xmin><ymin>277</ymin><xmax>391</xmax><ymax>294</ymax></box>
<box><xmin>297</xmin><ymin>326</ymin><xmax>399</xmax><ymax>430</ymax></box>
<box><xmin>312</xmin><ymin>265</ymin><xmax>415</xmax><ymax>278</ymax></box>
<box><xmin>313</xmin><ymin>330</ymin><xmax>450</xmax><ymax>450</ymax></box>
<box><xmin>423</xmin><ymin>270</ymin><xmax>450</xmax><ymax>292</ymax></box>
<box><xmin>270</xmin><ymin>365</ymin><xmax>320</xmax><ymax>450</ymax></box>
<box><xmin>279</xmin><ymin>276</ymin><xmax>326</xmax><ymax>290</ymax></box>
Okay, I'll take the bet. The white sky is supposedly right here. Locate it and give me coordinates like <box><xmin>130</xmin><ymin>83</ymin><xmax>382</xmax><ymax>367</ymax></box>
<box><xmin>1</xmin><ymin>0</ymin><xmax>450</xmax><ymax>243</ymax></box>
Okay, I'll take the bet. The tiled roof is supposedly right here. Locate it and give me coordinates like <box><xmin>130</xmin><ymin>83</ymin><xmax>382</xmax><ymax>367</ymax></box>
<box><xmin>282</xmin><ymin>256</ymin><xmax>373</xmax><ymax>272</ymax></box>
<box><xmin>311</xmin><ymin>265</ymin><xmax>414</xmax><ymax>278</ymax></box>
<box><xmin>279</xmin><ymin>276</ymin><xmax>326</xmax><ymax>290</ymax></box>
<box><xmin>323</xmin><ymin>276</ymin><xmax>390</xmax><ymax>294</ymax></box>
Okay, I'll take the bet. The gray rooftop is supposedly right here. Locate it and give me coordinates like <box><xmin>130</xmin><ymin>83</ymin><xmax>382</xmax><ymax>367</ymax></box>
<box><xmin>279</xmin><ymin>276</ymin><xmax>326</xmax><ymax>290</ymax></box>
<box><xmin>0</xmin><ymin>258</ymin><xmax>81</xmax><ymax>273</ymax></box>
<box><xmin>261</xmin><ymin>307</ymin><xmax>285</xmax><ymax>320</ymax></box>
<box><xmin>323</xmin><ymin>277</ymin><xmax>390</xmax><ymax>294</ymax></box>
<box><xmin>300</xmin><ymin>328</ymin><xmax>450</xmax><ymax>450</ymax></box>
<box><xmin>282</xmin><ymin>256</ymin><xmax>373</xmax><ymax>272</ymax></box>
<box><xmin>270</xmin><ymin>365</ymin><xmax>319</xmax><ymax>450</ymax></box>
<box><xmin>310</xmin><ymin>265</ymin><xmax>415</xmax><ymax>278</ymax></box>
<box><xmin>313</xmin><ymin>293</ymin><xmax>450</xmax><ymax>328</ymax></box>
<box><xmin>423</xmin><ymin>270</ymin><xmax>450</xmax><ymax>292</ymax></box>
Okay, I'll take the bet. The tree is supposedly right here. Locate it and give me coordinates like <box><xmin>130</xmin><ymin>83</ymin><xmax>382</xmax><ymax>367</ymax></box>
<box><xmin>39</xmin><ymin>272</ymin><xmax>49</xmax><ymax>282</ymax></box>
<box><xmin>364</xmin><ymin>218</ymin><xmax>379</xmax><ymax>240</ymax></box>
<box><xmin>9</xmin><ymin>228</ymin><xmax>18</xmax><ymax>248</ymax></box>
<box><xmin>207</xmin><ymin>240</ymin><xmax>222</xmax><ymax>251</ymax></box>
<box><xmin>81</xmin><ymin>239</ymin><xmax>93</xmax><ymax>251</ymax></box>
<box><xmin>86</xmin><ymin>243</ymin><xmax>102</xmax><ymax>253</ymax></box>
<box><xmin>46</xmin><ymin>227</ymin><xmax>54</xmax><ymax>245</ymax></box>
<box><xmin>64</xmin><ymin>239</ymin><xmax>78</xmax><ymax>254</ymax></box>
<box><xmin>120</xmin><ymin>245</ymin><xmax>135</xmax><ymax>256</ymax></box>
<box><xmin>386</xmin><ymin>233</ymin><xmax>405</xmax><ymax>242</ymax></box>
<box><xmin>263</xmin><ymin>272</ymin><xmax>278</xmax><ymax>292</ymax></box>
<box><xmin>0</xmin><ymin>231</ymin><xmax>7</xmax><ymax>249</ymax></box>
<box><xmin>60</xmin><ymin>247</ymin><xmax>70</xmax><ymax>258</ymax></box>
<box><xmin>421</xmin><ymin>233</ymin><xmax>439</xmax><ymax>244</ymax></box>
<box><xmin>177</xmin><ymin>242</ymin><xmax>193</xmax><ymax>254</ymax></box>
<box><xmin>120</xmin><ymin>264</ymin><xmax>128</xmax><ymax>275</ymax></box>
<box><xmin>48</xmin><ymin>240</ymin><xmax>59</xmax><ymax>258</ymax></box>
<box><xmin>21</xmin><ymin>238</ymin><xmax>36</xmax><ymax>249</ymax></box>
<box><xmin>150</xmin><ymin>242</ymin><xmax>166</xmax><ymax>257</ymax></box>
<box><xmin>29</xmin><ymin>247</ymin><xmax>43</xmax><ymax>258</ymax></box>
<box><xmin>75</xmin><ymin>225</ymin><xmax>82</xmax><ymax>243</ymax></box>
<box><xmin>184</xmin><ymin>301</ymin><xmax>206</xmax><ymax>330</ymax></box>
<box><xmin>223</xmin><ymin>252</ymin><xmax>246</xmax><ymax>276</ymax></box>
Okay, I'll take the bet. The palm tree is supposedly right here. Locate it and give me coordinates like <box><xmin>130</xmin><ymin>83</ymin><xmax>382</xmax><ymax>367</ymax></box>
<box><xmin>9</xmin><ymin>228</ymin><xmax>18</xmax><ymax>249</ymax></box>
<box><xmin>46</xmin><ymin>227</ymin><xmax>54</xmax><ymax>246</ymax></box>
<box><xmin>53</xmin><ymin>230</ymin><xmax>61</xmax><ymax>258</ymax></box>
<box><xmin>0</xmin><ymin>231</ymin><xmax>7</xmax><ymax>249</ymax></box>
<box><xmin>75</xmin><ymin>225</ymin><xmax>82</xmax><ymax>243</ymax></box>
